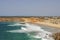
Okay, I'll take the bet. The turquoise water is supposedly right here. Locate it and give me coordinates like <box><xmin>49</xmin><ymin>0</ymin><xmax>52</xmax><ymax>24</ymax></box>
<box><xmin>0</xmin><ymin>22</ymin><xmax>41</xmax><ymax>40</ymax></box>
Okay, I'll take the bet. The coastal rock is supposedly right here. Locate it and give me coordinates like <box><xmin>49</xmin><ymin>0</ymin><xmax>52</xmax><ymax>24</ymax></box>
<box><xmin>52</xmin><ymin>32</ymin><xmax>60</xmax><ymax>40</ymax></box>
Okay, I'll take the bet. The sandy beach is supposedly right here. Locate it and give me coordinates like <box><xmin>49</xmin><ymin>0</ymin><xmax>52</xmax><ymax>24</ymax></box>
<box><xmin>35</xmin><ymin>22</ymin><xmax>60</xmax><ymax>29</ymax></box>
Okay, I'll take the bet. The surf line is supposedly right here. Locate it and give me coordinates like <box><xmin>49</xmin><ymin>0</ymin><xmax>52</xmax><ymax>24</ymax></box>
<box><xmin>7</xmin><ymin>22</ymin><xmax>54</xmax><ymax>40</ymax></box>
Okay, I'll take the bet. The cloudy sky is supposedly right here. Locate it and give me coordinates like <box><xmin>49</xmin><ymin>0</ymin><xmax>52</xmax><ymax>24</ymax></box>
<box><xmin>0</xmin><ymin>0</ymin><xmax>60</xmax><ymax>16</ymax></box>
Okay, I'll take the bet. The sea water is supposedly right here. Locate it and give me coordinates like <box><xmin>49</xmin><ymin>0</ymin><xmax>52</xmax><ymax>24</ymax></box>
<box><xmin>0</xmin><ymin>22</ymin><xmax>54</xmax><ymax>40</ymax></box>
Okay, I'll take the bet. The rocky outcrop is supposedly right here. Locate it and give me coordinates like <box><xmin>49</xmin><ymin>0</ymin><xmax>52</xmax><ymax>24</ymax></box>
<box><xmin>52</xmin><ymin>32</ymin><xmax>60</xmax><ymax>40</ymax></box>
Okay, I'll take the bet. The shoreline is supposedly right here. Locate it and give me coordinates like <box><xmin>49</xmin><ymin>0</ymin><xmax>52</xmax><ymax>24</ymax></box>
<box><xmin>0</xmin><ymin>16</ymin><xmax>60</xmax><ymax>29</ymax></box>
<box><xmin>35</xmin><ymin>22</ymin><xmax>60</xmax><ymax>29</ymax></box>
<box><xmin>0</xmin><ymin>21</ymin><xmax>60</xmax><ymax>29</ymax></box>
<box><xmin>28</xmin><ymin>22</ymin><xmax>60</xmax><ymax>33</ymax></box>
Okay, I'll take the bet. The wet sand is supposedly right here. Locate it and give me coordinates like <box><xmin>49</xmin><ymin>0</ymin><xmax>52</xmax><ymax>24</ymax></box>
<box><xmin>29</xmin><ymin>22</ymin><xmax>60</xmax><ymax>33</ymax></box>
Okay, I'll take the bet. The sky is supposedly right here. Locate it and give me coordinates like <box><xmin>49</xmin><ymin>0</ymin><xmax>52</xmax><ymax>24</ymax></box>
<box><xmin>0</xmin><ymin>0</ymin><xmax>60</xmax><ymax>16</ymax></box>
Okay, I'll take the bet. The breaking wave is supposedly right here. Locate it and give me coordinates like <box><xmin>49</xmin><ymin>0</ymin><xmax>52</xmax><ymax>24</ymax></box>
<box><xmin>7</xmin><ymin>22</ymin><xmax>54</xmax><ymax>40</ymax></box>
<box><xmin>8</xmin><ymin>22</ymin><xmax>25</xmax><ymax>26</ymax></box>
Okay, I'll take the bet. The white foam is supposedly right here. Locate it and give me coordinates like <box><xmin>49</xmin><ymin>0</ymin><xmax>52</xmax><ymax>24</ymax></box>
<box><xmin>7</xmin><ymin>23</ymin><xmax>54</xmax><ymax>40</ymax></box>
<box><xmin>8</xmin><ymin>23</ymin><xmax>25</xmax><ymax>26</ymax></box>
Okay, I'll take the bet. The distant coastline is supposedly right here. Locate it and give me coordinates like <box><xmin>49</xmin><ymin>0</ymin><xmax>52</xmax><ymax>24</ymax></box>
<box><xmin>0</xmin><ymin>16</ymin><xmax>60</xmax><ymax>28</ymax></box>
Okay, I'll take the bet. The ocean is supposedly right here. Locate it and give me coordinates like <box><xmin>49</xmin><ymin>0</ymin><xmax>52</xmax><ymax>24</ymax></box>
<box><xmin>0</xmin><ymin>22</ymin><xmax>55</xmax><ymax>40</ymax></box>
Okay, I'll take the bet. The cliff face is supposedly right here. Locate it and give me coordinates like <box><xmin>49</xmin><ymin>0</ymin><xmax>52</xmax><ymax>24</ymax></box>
<box><xmin>0</xmin><ymin>17</ymin><xmax>44</xmax><ymax>22</ymax></box>
<box><xmin>0</xmin><ymin>16</ymin><xmax>60</xmax><ymax>24</ymax></box>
